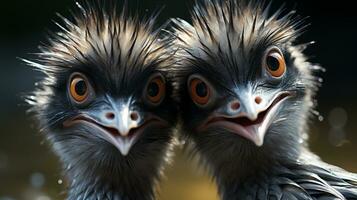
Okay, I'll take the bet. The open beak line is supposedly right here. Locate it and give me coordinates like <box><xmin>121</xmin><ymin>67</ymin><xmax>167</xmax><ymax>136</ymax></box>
<box><xmin>63</xmin><ymin>115</ymin><xmax>167</xmax><ymax>156</ymax></box>
<box><xmin>200</xmin><ymin>92</ymin><xmax>293</xmax><ymax>146</ymax></box>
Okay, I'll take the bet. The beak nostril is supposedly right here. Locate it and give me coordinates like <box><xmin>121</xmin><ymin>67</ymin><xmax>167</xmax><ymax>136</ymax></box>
<box><xmin>231</xmin><ymin>101</ymin><xmax>240</xmax><ymax>110</ymax></box>
<box><xmin>130</xmin><ymin>112</ymin><xmax>139</xmax><ymax>121</ymax></box>
<box><xmin>105</xmin><ymin>112</ymin><xmax>115</xmax><ymax>120</ymax></box>
<box><xmin>255</xmin><ymin>96</ymin><xmax>262</xmax><ymax>104</ymax></box>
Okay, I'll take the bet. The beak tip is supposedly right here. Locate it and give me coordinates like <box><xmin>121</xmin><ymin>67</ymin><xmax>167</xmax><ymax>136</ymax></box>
<box><xmin>119</xmin><ymin>149</ymin><xmax>130</xmax><ymax>156</ymax></box>
<box><xmin>117</xmin><ymin>145</ymin><xmax>132</xmax><ymax>156</ymax></box>
<box><xmin>115</xmin><ymin>136</ymin><xmax>136</xmax><ymax>156</ymax></box>
<box><xmin>253</xmin><ymin>130</ymin><xmax>265</xmax><ymax>147</ymax></box>
<box><xmin>254</xmin><ymin>140</ymin><xmax>264</xmax><ymax>147</ymax></box>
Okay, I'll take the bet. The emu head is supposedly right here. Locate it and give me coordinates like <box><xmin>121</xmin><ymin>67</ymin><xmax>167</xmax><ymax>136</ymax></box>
<box><xmin>26</xmin><ymin>2</ymin><xmax>177</xmax><ymax>190</ymax></box>
<box><xmin>173</xmin><ymin>0</ymin><xmax>322</xmax><ymax>179</ymax></box>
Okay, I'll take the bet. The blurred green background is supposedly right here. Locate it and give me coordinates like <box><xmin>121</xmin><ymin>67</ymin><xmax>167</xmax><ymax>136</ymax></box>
<box><xmin>0</xmin><ymin>0</ymin><xmax>356</xmax><ymax>199</ymax></box>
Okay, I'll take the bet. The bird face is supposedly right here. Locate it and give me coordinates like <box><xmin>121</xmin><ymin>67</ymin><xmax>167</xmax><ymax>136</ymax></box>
<box><xmin>60</xmin><ymin>70</ymin><xmax>171</xmax><ymax>156</ymax></box>
<box><xmin>37</xmin><ymin>63</ymin><xmax>177</xmax><ymax>163</ymax></box>
<box><xmin>181</xmin><ymin>45</ymin><xmax>302</xmax><ymax>148</ymax></box>
<box><xmin>186</xmin><ymin>47</ymin><xmax>294</xmax><ymax>146</ymax></box>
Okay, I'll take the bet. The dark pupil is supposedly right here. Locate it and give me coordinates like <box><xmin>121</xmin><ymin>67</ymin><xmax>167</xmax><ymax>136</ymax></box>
<box><xmin>75</xmin><ymin>80</ymin><xmax>87</xmax><ymax>96</ymax></box>
<box><xmin>266</xmin><ymin>56</ymin><xmax>280</xmax><ymax>71</ymax></box>
<box><xmin>196</xmin><ymin>82</ymin><xmax>207</xmax><ymax>97</ymax></box>
<box><xmin>148</xmin><ymin>82</ymin><xmax>159</xmax><ymax>97</ymax></box>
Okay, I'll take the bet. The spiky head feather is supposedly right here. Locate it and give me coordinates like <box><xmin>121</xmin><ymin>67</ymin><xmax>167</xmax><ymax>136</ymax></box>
<box><xmin>26</xmin><ymin>1</ymin><xmax>174</xmax><ymax>99</ymax></box>
<box><xmin>172</xmin><ymin>0</ymin><xmax>314</xmax><ymax>84</ymax></box>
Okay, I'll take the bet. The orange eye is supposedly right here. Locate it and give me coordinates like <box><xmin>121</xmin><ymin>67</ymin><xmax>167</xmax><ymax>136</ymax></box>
<box><xmin>146</xmin><ymin>76</ymin><xmax>165</xmax><ymax>104</ymax></box>
<box><xmin>69</xmin><ymin>75</ymin><xmax>89</xmax><ymax>103</ymax></box>
<box><xmin>189</xmin><ymin>78</ymin><xmax>210</xmax><ymax>105</ymax></box>
<box><xmin>265</xmin><ymin>49</ymin><xmax>286</xmax><ymax>78</ymax></box>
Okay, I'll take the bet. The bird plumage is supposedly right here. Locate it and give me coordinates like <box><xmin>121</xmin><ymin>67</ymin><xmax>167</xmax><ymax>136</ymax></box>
<box><xmin>172</xmin><ymin>0</ymin><xmax>357</xmax><ymax>199</ymax></box>
<box><xmin>26</xmin><ymin>1</ymin><xmax>177</xmax><ymax>199</ymax></box>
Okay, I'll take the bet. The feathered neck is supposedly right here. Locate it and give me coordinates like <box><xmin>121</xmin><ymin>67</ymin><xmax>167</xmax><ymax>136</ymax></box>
<box><xmin>65</xmin><ymin>162</ymin><xmax>158</xmax><ymax>200</ymax></box>
<box><xmin>198</xmin><ymin>132</ymin><xmax>305</xmax><ymax>199</ymax></box>
<box><xmin>215</xmin><ymin>148</ymin><xmax>357</xmax><ymax>200</ymax></box>
<box><xmin>52</xmin><ymin>140</ymin><xmax>169</xmax><ymax>200</ymax></box>
<box><xmin>67</xmin><ymin>180</ymin><xmax>155</xmax><ymax>200</ymax></box>
<box><xmin>216</xmin><ymin>156</ymin><xmax>299</xmax><ymax>200</ymax></box>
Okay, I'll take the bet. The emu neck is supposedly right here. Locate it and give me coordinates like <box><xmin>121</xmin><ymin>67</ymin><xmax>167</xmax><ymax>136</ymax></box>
<box><xmin>67</xmin><ymin>172</ymin><xmax>156</xmax><ymax>200</ymax></box>
<box><xmin>215</xmin><ymin>145</ymin><xmax>306</xmax><ymax>200</ymax></box>
<box><xmin>64</xmin><ymin>157</ymin><xmax>160</xmax><ymax>200</ymax></box>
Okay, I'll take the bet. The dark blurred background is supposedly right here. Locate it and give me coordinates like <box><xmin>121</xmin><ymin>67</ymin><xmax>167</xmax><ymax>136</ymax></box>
<box><xmin>0</xmin><ymin>0</ymin><xmax>356</xmax><ymax>199</ymax></box>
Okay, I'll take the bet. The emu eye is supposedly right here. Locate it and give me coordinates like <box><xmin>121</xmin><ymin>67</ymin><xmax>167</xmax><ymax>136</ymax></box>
<box><xmin>146</xmin><ymin>75</ymin><xmax>165</xmax><ymax>105</ymax></box>
<box><xmin>69</xmin><ymin>73</ymin><xmax>92</xmax><ymax>104</ymax></box>
<box><xmin>189</xmin><ymin>78</ymin><xmax>210</xmax><ymax>106</ymax></box>
<box><xmin>264</xmin><ymin>48</ymin><xmax>286</xmax><ymax>78</ymax></box>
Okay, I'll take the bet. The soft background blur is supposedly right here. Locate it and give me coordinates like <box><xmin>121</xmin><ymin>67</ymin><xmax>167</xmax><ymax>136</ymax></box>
<box><xmin>0</xmin><ymin>0</ymin><xmax>356</xmax><ymax>199</ymax></box>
